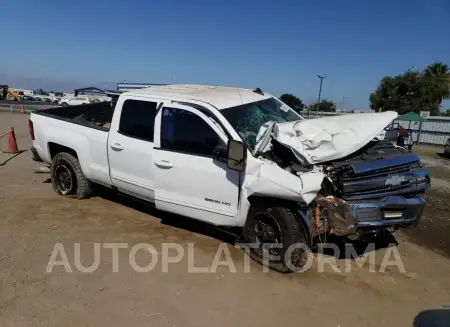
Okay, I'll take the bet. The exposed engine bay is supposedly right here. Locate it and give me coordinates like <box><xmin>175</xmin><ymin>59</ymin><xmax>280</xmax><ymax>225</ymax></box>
<box><xmin>259</xmin><ymin>137</ymin><xmax>430</xmax><ymax>240</ymax></box>
<box><xmin>321</xmin><ymin>140</ymin><xmax>413</xmax><ymax>198</ymax></box>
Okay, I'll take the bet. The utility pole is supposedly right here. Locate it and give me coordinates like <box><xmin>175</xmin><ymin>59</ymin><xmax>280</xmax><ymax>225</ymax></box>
<box><xmin>316</xmin><ymin>75</ymin><xmax>326</xmax><ymax>115</ymax></box>
<box><xmin>340</xmin><ymin>96</ymin><xmax>348</xmax><ymax>110</ymax></box>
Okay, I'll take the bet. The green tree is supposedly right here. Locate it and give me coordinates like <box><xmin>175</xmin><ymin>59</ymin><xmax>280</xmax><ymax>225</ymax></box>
<box><xmin>423</xmin><ymin>62</ymin><xmax>450</xmax><ymax>109</ymax></box>
<box><xmin>370</xmin><ymin>63</ymin><xmax>450</xmax><ymax>116</ymax></box>
<box><xmin>308</xmin><ymin>99</ymin><xmax>336</xmax><ymax>112</ymax></box>
<box><xmin>279</xmin><ymin>94</ymin><xmax>305</xmax><ymax>113</ymax></box>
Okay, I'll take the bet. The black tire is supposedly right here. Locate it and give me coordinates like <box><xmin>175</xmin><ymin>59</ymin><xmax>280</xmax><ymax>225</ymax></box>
<box><xmin>243</xmin><ymin>203</ymin><xmax>310</xmax><ymax>273</ymax></box>
<box><xmin>51</xmin><ymin>152</ymin><xmax>91</xmax><ymax>199</ymax></box>
<box><xmin>60</xmin><ymin>102</ymin><xmax>68</xmax><ymax>107</ymax></box>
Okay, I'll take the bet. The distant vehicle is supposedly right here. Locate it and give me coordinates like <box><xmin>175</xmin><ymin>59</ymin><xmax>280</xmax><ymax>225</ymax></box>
<box><xmin>445</xmin><ymin>138</ymin><xmax>450</xmax><ymax>158</ymax></box>
<box><xmin>7</xmin><ymin>89</ymin><xmax>22</xmax><ymax>101</ymax></box>
<box><xmin>397</xmin><ymin>128</ymin><xmax>413</xmax><ymax>151</ymax></box>
<box><xmin>22</xmin><ymin>95</ymin><xmax>34</xmax><ymax>101</ymax></box>
<box><xmin>0</xmin><ymin>85</ymin><xmax>22</xmax><ymax>101</ymax></box>
<box><xmin>59</xmin><ymin>97</ymin><xmax>91</xmax><ymax>107</ymax></box>
<box><xmin>379</xmin><ymin>122</ymin><xmax>414</xmax><ymax>151</ymax></box>
<box><xmin>0</xmin><ymin>85</ymin><xmax>8</xmax><ymax>100</ymax></box>
<box><xmin>383</xmin><ymin>122</ymin><xmax>401</xmax><ymax>141</ymax></box>
<box><xmin>33</xmin><ymin>88</ymin><xmax>49</xmax><ymax>96</ymax></box>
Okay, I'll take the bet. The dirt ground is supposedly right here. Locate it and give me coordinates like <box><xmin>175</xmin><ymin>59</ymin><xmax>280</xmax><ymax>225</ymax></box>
<box><xmin>1</xmin><ymin>112</ymin><xmax>450</xmax><ymax>327</ymax></box>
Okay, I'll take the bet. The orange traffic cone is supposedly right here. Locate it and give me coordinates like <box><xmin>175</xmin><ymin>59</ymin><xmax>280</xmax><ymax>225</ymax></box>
<box><xmin>4</xmin><ymin>127</ymin><xmax>19</xmax><ymax>153</ymax></box>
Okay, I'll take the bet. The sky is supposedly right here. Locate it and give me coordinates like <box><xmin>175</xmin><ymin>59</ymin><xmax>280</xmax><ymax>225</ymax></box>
<box><xmin>1</xmin><ymin>0</ymin><xmax>450</xmax><ymax>109</ymax></box>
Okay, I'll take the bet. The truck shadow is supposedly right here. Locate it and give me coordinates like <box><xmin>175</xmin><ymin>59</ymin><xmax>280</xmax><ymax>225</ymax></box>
<box><xmin>316</xmin><ymin>233</ymin><xmax>398</xmax><ymax>260</ymax></box>
<box><xmin>92</xmin><ymin>186</ymin><xmax>397</xmax><ymax>259</ymax></box>
<box><xmin>92</xmin><ymin>186</ymin><xmax>239</xmax><ymax>246</ymax></box>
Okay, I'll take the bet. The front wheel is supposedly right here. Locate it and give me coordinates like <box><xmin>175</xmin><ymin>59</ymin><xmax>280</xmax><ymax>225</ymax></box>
<box><xmin>51</xmin><ymin>152</ymin><xmax>91</xmax><ymax>199</ymax></box>
<box><xmin>243</xmin><ymin>204</ymin><xmax>310</xmax><ymax>273</ymax></box>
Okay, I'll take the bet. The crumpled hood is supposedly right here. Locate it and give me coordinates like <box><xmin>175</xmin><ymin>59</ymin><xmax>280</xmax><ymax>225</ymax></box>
<box><xmin>255</xmin><ymin>111</ymin><xmax>398</xmax><ymax>165</ymax></box>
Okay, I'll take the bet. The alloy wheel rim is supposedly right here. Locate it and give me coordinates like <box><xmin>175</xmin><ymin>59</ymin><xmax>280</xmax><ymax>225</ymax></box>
<box><xmin>55</xmin><ymin>164</ymin><xmax>73</xmax><ymax>195</ymax></box>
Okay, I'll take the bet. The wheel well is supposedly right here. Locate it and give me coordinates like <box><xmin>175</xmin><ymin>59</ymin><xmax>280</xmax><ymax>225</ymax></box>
<box><xmin>247</xmin><ymin>195</ymin><xmax>313</xmax><ymax>246</ymax></box>
<box><xmin>48</xmin><ymin>143</ymin><xmax>78</xmax><ymax>159</ymax></box>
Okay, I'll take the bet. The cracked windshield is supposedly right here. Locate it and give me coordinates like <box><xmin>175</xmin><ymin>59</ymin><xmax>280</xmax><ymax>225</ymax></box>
<box><xmin>222</xmin><ymin>97</ymin><xmax>301</xmax><ymax>149</ymax></box>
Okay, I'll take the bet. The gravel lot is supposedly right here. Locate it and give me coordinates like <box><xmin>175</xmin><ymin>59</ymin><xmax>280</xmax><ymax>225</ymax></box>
<box><xmin>1</xmin><ymin>112</ymin><xmax>450</xmax><ymax>327</ymax></box>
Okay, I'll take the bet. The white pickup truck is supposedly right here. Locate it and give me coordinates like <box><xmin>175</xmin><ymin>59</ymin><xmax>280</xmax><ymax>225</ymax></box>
<box><xmin>29</xmin><ymin>84</ymin><xmax>430</xmax><ymax>272</ymax></box>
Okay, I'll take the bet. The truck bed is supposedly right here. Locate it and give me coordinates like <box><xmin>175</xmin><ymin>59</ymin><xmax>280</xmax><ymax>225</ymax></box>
<box><xmin>34</xmin><ymin>102</ymin><xmax>114</xmax><ymax>131</ymax></box>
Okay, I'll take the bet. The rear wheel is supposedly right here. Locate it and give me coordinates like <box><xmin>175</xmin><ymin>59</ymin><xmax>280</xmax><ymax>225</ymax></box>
<box><xmin>243</xmin><ymin>204</ymin><xmax>310</xmax><ymax>273</ymax></box>
<box><xmin>51</xmin><ymin>152</ymin><xmax>91</xmax><ymax>199</ymax></box>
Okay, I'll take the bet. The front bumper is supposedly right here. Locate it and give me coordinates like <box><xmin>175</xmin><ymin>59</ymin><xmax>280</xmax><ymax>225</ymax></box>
<box><xmin>321</xmin><ymin>195</ymin><xmax>425</xmax><ymax>237</ymax></box>
<box><xmin>348</xmin><ymin>195</ymin><xmax>424</xmax><ymax>228</ymax></box>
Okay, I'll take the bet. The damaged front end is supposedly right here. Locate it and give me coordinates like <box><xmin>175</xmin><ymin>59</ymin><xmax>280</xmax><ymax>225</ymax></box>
<box><xmin>314</xmin><ymin>140</ymin><xmax>430</xmax><ymax>240</ymax></box>
<box><xmin>253</xmin><ymin>118</ymin><xmax>430</xmax><ymax>242</ymax></box>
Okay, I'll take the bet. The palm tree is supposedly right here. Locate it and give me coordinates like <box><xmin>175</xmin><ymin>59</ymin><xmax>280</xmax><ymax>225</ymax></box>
<box><xmin>424</xmin><ymin>63</ymin><xmax>450</xmax><ymax>105</ymax></box>
<box><xmin>424</xmin><ymin>63</ymin><xmax>449</xmax><ymax>77</ymax></box>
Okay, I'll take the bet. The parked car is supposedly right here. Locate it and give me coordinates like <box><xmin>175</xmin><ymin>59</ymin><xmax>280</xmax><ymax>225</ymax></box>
<box><xmin>383</xmin><ymin>122</ymin><xmax>401</xmax><ymax>141</ymax></box>
<box><xmin>381</xmin><ymin>122</ymin><xmax>414</xmax><ymax>151</ymax></box>
<box><xmin>397</xmin><ymin>128</ymin><xmax>414</xmax><ymax>151</ymax></box>
<box><xmin>59</xmin><ymin>96</ymin><xmax>91</xmax><ymax>107</ymax></box>
<box><xmin>29</xmin><ymin>84</ymin><xmax>431</xmax><ymax>272</ymax></box>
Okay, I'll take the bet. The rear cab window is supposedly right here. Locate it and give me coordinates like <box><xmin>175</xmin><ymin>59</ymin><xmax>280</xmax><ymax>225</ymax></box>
<box><xmin>119</xmin><ymin>100</ymin><xmax>158</xmax><ymax>142</ymax></box>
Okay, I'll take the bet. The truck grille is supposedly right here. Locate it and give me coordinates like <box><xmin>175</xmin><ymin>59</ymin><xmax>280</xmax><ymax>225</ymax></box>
<box><xmin>340</xmin><ymin>161</ymin><xmax>430</xmax><ymax>200</ymax></box>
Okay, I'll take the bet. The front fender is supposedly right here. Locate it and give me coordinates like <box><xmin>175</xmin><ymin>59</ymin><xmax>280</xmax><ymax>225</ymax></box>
<box><xmin>236</xmin><ymin>158</ymin><xmax>324</xmax><ymax>227</ymax></box>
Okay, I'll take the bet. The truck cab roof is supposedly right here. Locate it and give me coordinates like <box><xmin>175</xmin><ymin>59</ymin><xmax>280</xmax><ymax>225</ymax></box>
<box><xmin>125</xmin><ymin>84</ymin><xmax>271</xmax><ymax>110</ymax></box>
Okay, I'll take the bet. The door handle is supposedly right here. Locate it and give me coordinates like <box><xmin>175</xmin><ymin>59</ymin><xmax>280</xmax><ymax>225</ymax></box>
<box><xmin>155</xmin><ymin>160</ymin><xmax>173</xmax><ymax>169</ymax></box>
<box><xmin>110</xmin><ymin>142</ymin><xmax>123</xmax><ymax>151</ymax></box>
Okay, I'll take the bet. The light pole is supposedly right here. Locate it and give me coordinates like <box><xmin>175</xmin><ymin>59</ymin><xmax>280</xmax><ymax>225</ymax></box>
<box><xmin>316</xmin><ymin>75</ymin><xmax>326</xmax><ymax>115</ymax></box>
<box><xmin>340</xmin><ymin>96</ymin><xmax>348</xmax><ymax>110</ymax></box>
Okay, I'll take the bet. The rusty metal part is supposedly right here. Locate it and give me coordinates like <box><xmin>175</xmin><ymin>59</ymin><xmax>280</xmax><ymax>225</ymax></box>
<box><xmin>314</xmin><ymin>205</ymin><xmax>321</xmax><ymax>228</ymax></box>
<box><xmin>311</xmin><ymin>195</ymin><xmax>328</xmax><ymax>236</ymax></box>
<box><xmin>312</xmin><ymin>195</ymin><xmax>356</xmax><ymax>237</ymax></box>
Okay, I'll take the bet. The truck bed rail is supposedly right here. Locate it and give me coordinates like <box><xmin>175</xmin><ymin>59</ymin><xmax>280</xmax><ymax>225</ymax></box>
<box><xmin>34</xmin><ymin>102</ymin><xmax>114</xmax><ymax>131</ymax></box>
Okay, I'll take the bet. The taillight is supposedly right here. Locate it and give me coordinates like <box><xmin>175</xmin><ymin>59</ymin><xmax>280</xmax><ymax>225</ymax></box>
<box><xmin>29</xmin><ymin>119</ymin><xmax>35</xmax><ymax>140</ymax></box>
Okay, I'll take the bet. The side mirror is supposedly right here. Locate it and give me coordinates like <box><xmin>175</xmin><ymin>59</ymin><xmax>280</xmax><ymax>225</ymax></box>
<box><xmin>212</xmin><ymin>145</ymin><xmax>228</xmax><ymax>162</ymax></box>
<box><xmin>227</xmin><ymin>140</ymin><xmax>247</xmax><ymax>172</ymax></box>
<box><xmin>413</xmin><ymin>309</ymin><xmax>450</xmax><ymax>327</ymax></box>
